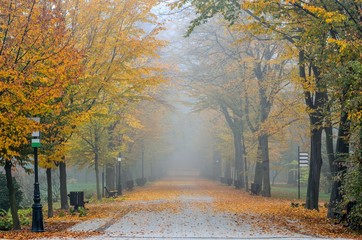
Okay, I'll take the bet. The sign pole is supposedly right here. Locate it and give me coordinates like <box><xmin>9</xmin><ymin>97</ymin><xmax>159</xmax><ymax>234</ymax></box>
<box><xmin>298</xmin><ymin>146</ymin><xmax>301</xmax><ymax>200</ymax></box>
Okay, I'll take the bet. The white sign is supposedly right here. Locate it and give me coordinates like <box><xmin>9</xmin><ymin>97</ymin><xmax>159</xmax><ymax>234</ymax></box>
<box><xmin>299</xmin><ymin>152</ymin><xmax>309</xmax><ymax>167</ymax></box>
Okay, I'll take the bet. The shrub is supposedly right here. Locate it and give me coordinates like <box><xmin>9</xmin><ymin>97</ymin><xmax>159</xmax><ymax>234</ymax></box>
<box><xmin>18</xmin><ymin>209</ymin><xmax>31</xmax><ymax>226</ymax></box>
<box><xmin>0</xmin><ymin>208</ymin><xmax>30</xmax><ymax>230</ymax></box>
<box><xmin>342</xmin><ymin>132</ymin><xmax>362</xmax><ymax>231</ymax></box>
<box><xmin>58</xmin><ymin>210</ymin><xmax>66</xmax><ymax>217</ymax></box>
<box><xmin>78</xmin><ymin>207</ymin><xmax>87</xmax><ymax>217</ymax></box>
<box><xmin>342</xmin><ymin>163</ymin><xmax>362</xmax><ymax>230</ymax></box>
<box><xmin>0</xmin><ymin>209</ymin><xmax>12</xmax><ymax>231</ymax></box>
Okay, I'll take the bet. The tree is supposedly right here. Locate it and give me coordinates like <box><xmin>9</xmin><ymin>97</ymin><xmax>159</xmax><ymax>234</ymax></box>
<box><xmin>0</xmin><ymin>0</ymin><xmax>82</xmax><ymax>228</ymax></box>
<box><xmin>65</xmin><ymin>0</ymin><xmax>167</xmax><ymax>200</ymax></box>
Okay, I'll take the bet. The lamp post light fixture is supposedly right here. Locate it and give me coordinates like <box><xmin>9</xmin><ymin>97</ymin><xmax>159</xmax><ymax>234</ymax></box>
<box><xmin>117</xmin><ymin>156</ymin><xmax>122</xmax><ymax>195</ymax></box>
<box><xmin>30</xmin><ymin>117</ymin><xmax>44</xmax><ymax>232</ymax></box>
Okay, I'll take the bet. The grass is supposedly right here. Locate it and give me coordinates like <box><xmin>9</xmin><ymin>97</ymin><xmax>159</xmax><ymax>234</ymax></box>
<box><xmin>271</xmin><ymin>184</ymin><xmax>330</xmax><ymax>201</ymax></box>
<box><xmin>67</xmin><ymin>182</ymin><xmax>96</xmax><ymax>193</ymax></box>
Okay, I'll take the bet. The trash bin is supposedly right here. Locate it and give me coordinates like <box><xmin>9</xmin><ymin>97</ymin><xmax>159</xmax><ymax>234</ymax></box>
<box><xmin>68</xmin><ymin>191</ymin><xmax>85</xmax><ymax>211</ymax></box>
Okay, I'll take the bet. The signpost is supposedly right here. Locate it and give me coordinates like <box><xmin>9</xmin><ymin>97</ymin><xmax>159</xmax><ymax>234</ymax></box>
<box><xmin>30</xmin><ymin>117</ymin><xmax>44</xmax><ymax>232</ymax></box>
<box><xmin>298</xmin><ymin>146</ymin><xmax>309</xmax><ymax>199</ymax></box>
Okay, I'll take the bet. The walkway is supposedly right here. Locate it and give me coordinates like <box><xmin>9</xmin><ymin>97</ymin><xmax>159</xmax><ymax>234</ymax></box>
<box><xmin>67</xmin><ymin>177</ymin><xmax>351</xmax><ymax>240</ymax></box>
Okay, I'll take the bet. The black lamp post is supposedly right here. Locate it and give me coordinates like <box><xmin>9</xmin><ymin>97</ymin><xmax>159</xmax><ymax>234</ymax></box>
<box><xmin>30</xmin><ymin>118</ymin><xmax>44</xmax><ymax>232</ymax></box>
<box><xmin>117</xmin><ymin>156</ymin><xmax>122</xmax><ymax>195</ymax></box>
<box><xmin>141</xmin><ymin>142</ymin><xmax>144</xmax><ymax>179</ymax></box>
<box><xmin>141</xmin><ymin>153</ymin><xmax>144</xmax><ymax>180</ymax></box>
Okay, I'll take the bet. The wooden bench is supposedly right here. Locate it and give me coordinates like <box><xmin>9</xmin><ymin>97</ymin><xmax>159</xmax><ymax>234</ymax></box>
<box><xmin>104</xmin><ymin>186</ymin><xmax>118</xmax><ymax>198</ymax></box>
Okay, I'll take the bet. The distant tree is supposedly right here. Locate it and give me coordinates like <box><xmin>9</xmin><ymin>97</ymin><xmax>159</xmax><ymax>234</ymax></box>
<box><xmin>173</xmin><ymin>0</ymin><xmax>362</xmax><ymax>212</ymax></box>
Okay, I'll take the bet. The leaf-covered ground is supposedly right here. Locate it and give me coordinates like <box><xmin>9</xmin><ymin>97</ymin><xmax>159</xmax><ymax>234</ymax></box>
<box><xmin>0</xmin><ymin>177</ymin><xmax>360</xmax><ymax>239</ymax></box>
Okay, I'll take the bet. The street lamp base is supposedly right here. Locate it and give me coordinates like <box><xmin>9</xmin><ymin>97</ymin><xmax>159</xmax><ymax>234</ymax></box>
<box><xmin>31</xmin><ymin>203</ymin><xmax>44</xmax><ymax>232</ymax></box>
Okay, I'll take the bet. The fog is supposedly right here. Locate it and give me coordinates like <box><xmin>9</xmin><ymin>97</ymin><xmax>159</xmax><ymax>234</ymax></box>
<box><xmin>6</xmin><ymin>1</ymin><xmax>311</xmax><ymax>206</ymax></box>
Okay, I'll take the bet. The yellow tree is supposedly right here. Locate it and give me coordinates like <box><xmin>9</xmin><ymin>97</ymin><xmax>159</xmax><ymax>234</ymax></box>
<box><xmin>66</xmin><ymin>0</ymin><xmax>167</xmax><ymax>200</ymax></box>
<box><xmin>0</xmin><ymin>0</ymin><xmax>82</xmax><ymax>229</ymax></box>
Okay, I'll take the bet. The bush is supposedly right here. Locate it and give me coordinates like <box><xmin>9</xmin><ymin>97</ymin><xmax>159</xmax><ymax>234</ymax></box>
<box><xmin>0</xmin><ymin>209</ymin><xmax>13</xmax><ymax>231</ymax></box>
<box><xmin>78</xmin><ymin>207</ymin><xmax>87</xmax><ymax>217</ymax></box>
<box><xmin>0</xmin><ymin>173</ymin><xmax>23</xmax><ymax>211</ymax></box>
<box><xmin>0</xmin><ymin>209</ymin><xmax>31</xmax><ymax>230</ymax></box>
<box><xmin>18</xmin><ymin>209</ymin><xmax>31</xmax><ymax>226</ymax></box>
<box><xmin>342</xmin><ymin>163</ymin><xmax>362</xmax><ymax>230</ymax></box>
<box><xmin>342</xmin><ymin>133</ymin><xmax>362</xmax><ymax>231</ymax></box>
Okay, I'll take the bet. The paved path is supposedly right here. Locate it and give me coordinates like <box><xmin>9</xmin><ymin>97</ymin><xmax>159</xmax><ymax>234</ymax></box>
<box><xmin>67</xmin><ymin>178</ymin><xmax>350</xmax><ymax>240</ymax></box>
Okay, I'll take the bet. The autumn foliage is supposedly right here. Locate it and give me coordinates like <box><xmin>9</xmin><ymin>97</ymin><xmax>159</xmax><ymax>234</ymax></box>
<box><xmin>0</xmin><ymin>0</ymin><xmax>81</xmax><ymax>160</ymax></box>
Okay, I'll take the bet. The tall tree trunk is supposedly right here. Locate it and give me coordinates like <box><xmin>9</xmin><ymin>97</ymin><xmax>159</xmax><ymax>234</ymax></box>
<box><xmin>4</xmin><ymin>161</ymin><xmax>21</xmax><ymax>230</ymax></box>
<box><xmin>299</xmin><ymin>51</ymin><xmax>326</xmax><ymax>210</ymax></box>
<box><xmin>306</xmin><ymin>118</ymin><xmax>323</xmax><ymax>210</ymax></box>
<box><xmin>233</xmin><ymin>128</ymin><xmax>245</xmax><ymax>188</ymax></box>
<box><xmin>46</xmin><ymin>168</ymin><xmax>53</xmax><ymax>218</ymax></box>
<box><xmin>241</xmin><ymin>133</ymin><xmax>248</xmax><ymax>189</ymax></box>
<box><xmin>254</xmin><ymin>145</ymin><xmax>263</xmax><ymax>192</ymax></box>
<box><xmin>254</xmin><ymin>61</ymin><xmax>272</xmax><ymax>197</ymax></box>
<box><xmin>220</xmin><ymin>105</ymin><xmax>245</xmax><ymax>189</ymax></box>
<box><xmin>328</xmin><ymin>111</ymin><xmax>350</xmax><ymax>217</ymax></box>
<box><xmin>59</xmin><ymin>161</ymin><xmax>68</xmax><ymax>210</ymax></box>
<box><xmin>95</xmin><ymin>151</ymin><xmax>101</xmax><ymax>200</ymax></box>
<box><xmin>259</xmin><ymin>134</ymin><xmax>271</xmax><ymax>197</ymax></box>
<box><xmin>225</xmin><ymin>161</ymin><xmax>231</xmax><ymax>179</ymax></box>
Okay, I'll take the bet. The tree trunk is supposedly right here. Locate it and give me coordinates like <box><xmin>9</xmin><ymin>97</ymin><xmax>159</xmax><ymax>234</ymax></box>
<box><xmin>259</xmin><ymin>134</ymin><xmax>271</xmax><ymax>197</ymax></box>
<box><xmin>233</xmin><ymin>128</ymin><xmax>245</xmax><ymax>188</ymax></box>
<box><xmin>241</xmin><ymin>133</ymin><xmax>249</xmax><ymax>189</ymax></box>
<box><xmin>325</xmin><ymin>125</ymin><xmax>335</xmax><ymax>171</ymax></box>
<box><xmin>59</xmin><ymin>161</ymin><xmax>69</xmax><ymax>210</ymax></box>
<box><xmin>306</xmin><ymin>118</ymin><xmax>323</xmax><ymax>210</ymax></box>
<box><xmin>95</xmin><ymin>151</ymin><xmax>101</xmax><ymax>200</ymax></box>
<box><xmin>46</xmin><ymin>168</ymin><xmax>53</xmax><ymax>218</ymax></box>
<box><xmin>328</xmin><ymin>111</ymin><xmax>350</xmax><ymax>218</ymax></box>
<box><xmin>225</xmin><ymin>161</ymin><xmax>231</xmax><ymax>179</ymax></box>
<box><xmin>4</xmin><ymin>161</ymin><xmax>21</xmax><ymax>230</ymax></box>
<box><xmin>299</xmin><ymin>51</ymin><xmax>326</xmax><ymax>211</ymax></box>
<box><xmin>254</xmin><ymin>145</ymin><xmax>263</xmax><ymax>192</ymax></box>
<box><xmin>220</xmin><ymin>104</ymin><xmax>245</xmax><ymax>189</ymax></box>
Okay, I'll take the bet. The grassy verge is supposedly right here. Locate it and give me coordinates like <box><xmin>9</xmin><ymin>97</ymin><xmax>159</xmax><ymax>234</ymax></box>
<box><xmin>271</xmin><ymin>184</ymin><xmax>330</xmax><ymax>201</ymax></box>
<box><xmin>68</xmin><ymin>182</ymin><xmax>96</xmax><ymax>193</ymax></box>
